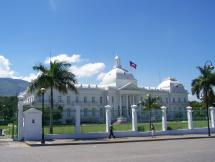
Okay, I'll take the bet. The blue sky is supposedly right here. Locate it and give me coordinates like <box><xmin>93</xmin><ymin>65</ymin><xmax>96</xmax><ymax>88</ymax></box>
<box><xmin>0</xmin><ymin>0</ymin><xmax>215</xmax><ymax>99</ymax></box>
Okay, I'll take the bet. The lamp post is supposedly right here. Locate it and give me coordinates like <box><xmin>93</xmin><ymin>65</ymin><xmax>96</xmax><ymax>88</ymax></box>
<box><xmin>40</xmin><ymin>88</ymin><xmax>46</xmax><ymax>144</ymax></box>
<box><xmin>204</xmin><ymin>60</ymin><xmax>214</xmax><ymax>137</ymax></box>
<box><xmin>146</xmin><ymin>94</ymin><xmax>152</xmax><ymax>129</ymax></box>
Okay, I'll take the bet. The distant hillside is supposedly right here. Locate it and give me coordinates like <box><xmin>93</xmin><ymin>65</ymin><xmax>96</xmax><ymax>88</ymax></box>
<box><xmin>0</xmin><ymin>78</ymin><xmax>29</xmax><ymax>96</ymax></box>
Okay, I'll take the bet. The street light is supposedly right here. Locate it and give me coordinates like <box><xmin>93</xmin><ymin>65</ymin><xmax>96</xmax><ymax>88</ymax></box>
<box><xmin>204</xmin><ymin>60</ymin><xmax>214</xmax><ymax>137</ymax></box>
<box><xmin>40</xmin><ymin>88</ymin><xmax>46</xmax><ymax>144</ymax></box>
<box><xmin>146</xmin><ymin>94</ymin><xmax>152</xmax><ymax>129</ymax></box>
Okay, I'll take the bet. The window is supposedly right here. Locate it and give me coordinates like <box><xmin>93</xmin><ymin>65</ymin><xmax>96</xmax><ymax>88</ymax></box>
<box><xmin>112</xmin><ymin>96</ymin><xmax>114</xmax><ymax>104</ymax></box>
<box><xmin>84</xmin><ymin>96</ymin><xmax>87</xmax><ymax>103</ymax></box>
<box><xmin>92</xmin><ymin>96</ymin><xmax>95</xmax><ymax>103</ymax></box>
<box><xmin>178</xmin><ymin>98</ymin><xmax>181</xmax><ymax>103</ymax></box>
<box><xmin>76</xmin><ymin>96</ymin><xmax>79</xmax><ymax>103</ymax></box>
<box><xmin>58</xmin><ymin>96</ymin><xmax>62</xmax><ymax>103</ymax></box>
<box><xmin>92</xmin><ymin>108</ymin><xmax>96</xmax><ymax>116</ymax></box>
<box><xmin>172</xmin><ymin>98</ymin><xmax>175</xmax><ymax>103</ymax></box>
<box><xmin>67</xmin><ymin>96</ymin><xmax>71</xmax><ymax>104</ymax></box>
<box><xmin>166</xmin><ymin>98</ymin><xmax>168</xmax><ymax>103</ymax></box>
<box><xmin>184</xmin><ymin>97</ymin><xmax>187</xmax><ymax>103</ymax></box>
<box><xmin>100</xmin><ymin>97</ymin><xmax>103</xmax><ymax>104</ymax></box>
<box><xmin>160</xmin><ymin>98</ymin><xmax>162</xmax><ymax>103</ymax></box>
<box><xmin>100</xmin><ymin>108</ymin><xmax>104</xmax><ymax>117</ymax></box>
<box><xmin>84</xmin><ymin>108</ymin><xmax>88</xmax><ymax>116</ymax></box>
<box><xmin>67</xmin><ymin>109</ymin><xmax>71</xmax><ymax>117</ymax></box>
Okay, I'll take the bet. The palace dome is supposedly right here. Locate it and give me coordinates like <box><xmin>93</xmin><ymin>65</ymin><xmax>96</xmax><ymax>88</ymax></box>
<box><xmin>100</xmin><ymin>56</ymin><xmax>137</xmax><ymax>88</ymax></box>
<box><xmin>157</xmin><ymin>77</ymin><xmax>186</xmax><ymax>93</ymax></box>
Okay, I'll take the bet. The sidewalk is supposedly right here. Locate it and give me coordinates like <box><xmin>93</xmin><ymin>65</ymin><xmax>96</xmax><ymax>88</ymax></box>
<box><xmin>25</xmin><ymin>134</ymin><xmax>215</xmax><ymax>147</ymax></box>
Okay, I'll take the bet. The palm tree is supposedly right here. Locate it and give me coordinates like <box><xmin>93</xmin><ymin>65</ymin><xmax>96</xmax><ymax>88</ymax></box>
<box><xmin>29</xmin><ymin>61</ymin><xmax>77</xmax><ymax>134</ymax></box>
<box><xmin>138</xmin><ymin>94</ymin><xmax>160</xmax><ymax>130</ymax></box>
<box><xmin>191</xmin><ymin>63</ymin><xmax>215</xmax><ymax>136</ymax></box>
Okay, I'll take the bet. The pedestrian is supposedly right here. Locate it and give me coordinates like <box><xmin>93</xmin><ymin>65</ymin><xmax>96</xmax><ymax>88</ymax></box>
<box><xmin>151</xmin><ymin>124</ymin><xmax>155</xmax><ymax>138</ymax></box>
<box><xmin>108</xmin><ymin>124</ymin><xmax>116</xmax><ymax>139</ymax></box>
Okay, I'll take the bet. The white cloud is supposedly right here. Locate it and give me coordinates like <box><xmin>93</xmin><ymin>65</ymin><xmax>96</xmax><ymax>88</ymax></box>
<box><xmin>0</xmin><ymin>55</ymin><xmax>15</xmax><ymax>78</ymax></box>
<box><xmin>46</xmin><ymin>54</ymin><xmax>106</xmax><ymax>79</ymax></box>
<box><xmin>45</xmin><ymin>54</ymin><xmax>80</xmax><ymax>64</ymax></box>
<box><xmin>0</xmin><ymin>54</ymin><xmax>106</xmax><ymax>83</ymax></box>
<box><xmin>97</xmin><ymin>72</ymin><xmax>106</xmax><ymax>81</ymax></box>
<box><xmin>71</xmin><ymin>63</ymin><xmax>105</xmax><ymax>78</ymax></box>
<box><xmin>18</xmin><ymin>73</ymin><xmax>39</xmax><ymax>82</ymax></box>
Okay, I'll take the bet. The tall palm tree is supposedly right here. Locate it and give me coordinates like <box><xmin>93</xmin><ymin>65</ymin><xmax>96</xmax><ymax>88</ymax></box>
<box><xmin>191</xmin><ymin>64</ymin><xmax>215</xmax><ymax>136</ymax></box>
<box><xmin>29</xmin><ymin>61</ymin><xmax>77</xmax><ymax>134</ymax></box>
<box><xmin>138</xmin><ymin>94</ymin><xmax>160</xmax><ymax>130</ymax></box>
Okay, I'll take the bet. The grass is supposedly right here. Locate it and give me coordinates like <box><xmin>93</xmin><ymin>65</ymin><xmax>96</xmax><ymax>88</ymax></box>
<box><xmin>0</xmin><ymin>120</ymin><xmax>209</xmax><ymax>136</ymax></box>
<box><xmin>0</xmin><ymin>123</ymin><xmax>17</xmax><ymax>137</ymax></box>
<box><xmin>42</xmin><ymin>120</ymin><xmax>208</xmax><ymax>134</ymax></box>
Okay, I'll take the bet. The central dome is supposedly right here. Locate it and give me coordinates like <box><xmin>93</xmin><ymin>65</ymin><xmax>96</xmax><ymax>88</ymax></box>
<box><xmin>100</xmin><ymin>56</ymin><xmax>137</xmax><ymax>88</ymax></box>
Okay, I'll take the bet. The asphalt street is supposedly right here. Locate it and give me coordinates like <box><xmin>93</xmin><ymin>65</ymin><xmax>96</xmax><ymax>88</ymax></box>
<box><xmin>0</xmin><ymin>138</ymin><xmax>215</xmax><ymax>162</ymax></box>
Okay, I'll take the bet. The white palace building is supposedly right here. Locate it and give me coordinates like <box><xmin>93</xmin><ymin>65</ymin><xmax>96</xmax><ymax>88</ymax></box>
<box><xmin>20</xmin><ymin>56</ymin><xmax>188</xmax><ymax>123</ymax></box>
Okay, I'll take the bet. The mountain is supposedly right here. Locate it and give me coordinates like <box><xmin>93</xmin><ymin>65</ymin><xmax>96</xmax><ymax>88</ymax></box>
<box><xmin>0</xmin><ymin>78</ymin><xmax>29</xmax><ymax>96</ymax></box>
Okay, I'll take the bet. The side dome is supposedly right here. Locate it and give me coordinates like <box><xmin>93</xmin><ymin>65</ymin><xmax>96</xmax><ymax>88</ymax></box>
<box><xmin>157</xmin><ymin>77</ymin><xmax>186</xmax><ymax>93</ymax></box>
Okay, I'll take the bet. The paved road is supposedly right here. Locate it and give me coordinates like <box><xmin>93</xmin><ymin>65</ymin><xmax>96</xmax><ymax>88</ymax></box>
<box><xmin>1</xmin><ymin>138</ymin><xmax>215</xmax><ymax>162</ymax></box>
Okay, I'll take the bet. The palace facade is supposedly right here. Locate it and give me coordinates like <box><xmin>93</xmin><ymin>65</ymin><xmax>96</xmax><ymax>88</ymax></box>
<box><xmin>20</xmin><ymin>56</ymin><xmax>188</xmax><ymax>123</ymax></box>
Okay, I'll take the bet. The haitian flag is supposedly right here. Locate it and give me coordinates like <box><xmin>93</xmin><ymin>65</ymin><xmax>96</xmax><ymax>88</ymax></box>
<box><xmin>130</xmin><ymin>61</ymin><xmax>137</xmax><ymax>69</ymax></box>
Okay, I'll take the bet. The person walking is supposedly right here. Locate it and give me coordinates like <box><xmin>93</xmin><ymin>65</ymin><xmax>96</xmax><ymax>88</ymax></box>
<box><xmin>151</xmin><ymin>123</ymin><xmax>155</xmax><ymax>138</ymax></box>
<box><xmin>108</xmin><ymin>124</ymin><xmax>116</xmax><ymax>139</ymax></box>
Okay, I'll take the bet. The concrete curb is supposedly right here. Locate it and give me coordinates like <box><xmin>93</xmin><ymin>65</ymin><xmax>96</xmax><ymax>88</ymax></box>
<box><xmin>25</xmin><ymin>135</ymin><xmax>215</xmax><ymax>147</ymax></box>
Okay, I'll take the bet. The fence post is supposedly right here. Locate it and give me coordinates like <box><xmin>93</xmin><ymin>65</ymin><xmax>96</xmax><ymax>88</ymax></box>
<box><xmin>186</xmin><ymin>106</ymin><xmax>193</xmax><ymax>130</ymax></box>
<box><xmin>161</xmin><ymin>106</ymin><xmax>167</xmax><ymax>131</ymax></box>
<box><xmin>131</xmin><ymin>105</ymin><xmax>138</xmax><ymax>131</ymax></box>
<box><xmin>105</xmin><ymin>105</ymin><xmax>112</xmax><ymax>133</ymax></box>
<box><xmin>75</xmin><ymin>105</ymin><xmax>81</xmax><ymax>134</ymax></box>
<box><xmin>18</xmin><ymin>95</ymin><xmax>24</xmax><ymax>141</ymax></box>
<box><xmin>210</xmin><ymin>106</ymin><xmax>215</xmax><ymax>128</ymax></box>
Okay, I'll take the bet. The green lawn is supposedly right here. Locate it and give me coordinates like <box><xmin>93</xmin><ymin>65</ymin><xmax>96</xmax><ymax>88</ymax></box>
<box><xmin>0</xmin><ymin>121</ymin><xmax>208</xmax><ymax>136</ymax></box>
<box><xmin>43</xmin><ymin>120</ymin><xmax>208</xmax><ymax>134</ymax></box>
<box><xmin>0</xmin><ymin>123</ymin><xmax>17</xmax><ymax>137</ymax></box>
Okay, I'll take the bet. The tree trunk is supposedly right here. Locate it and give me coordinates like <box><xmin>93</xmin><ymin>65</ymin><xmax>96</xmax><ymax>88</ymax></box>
<box><xmin>50</xmin><ymin>86</ymin><xmax>54</xmax><ymax>134</ymax></box>
<box><xmin>149</xmin><ymin>109</ymin><xmax>152</xmax><ymax>131</ymax></box>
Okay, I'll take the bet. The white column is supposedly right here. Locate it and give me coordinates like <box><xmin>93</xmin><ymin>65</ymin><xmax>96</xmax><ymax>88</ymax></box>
<box><xmin>18</xmin><ymin>95</ymin><xmax>24</xmax><ymax>141</ymax></box>
<box><xmin>126</xmin><ymin>95</ymin><xmax>129</xmax><ymax>117</ymax></box>
<box><xmin>119</xmin><ymin>95</ymin><xmax>122</xmax><ymax>116</ymax></box>
<box><xmin>210</xmin><ymin>106</ymin><xmax>215</xmax><ymax>128</ymax></box>
<box><xmin>131</xmin><ymin>105</ymin><xmax>138</xmax><ymax>131</ymax></box>
<box><xmin>186</xmin><ymin>106</ymin><xmax>193</xmax><ymax>130</ymax></box>
<box><xmin>107</xmin><ymin>95</ymin><xmax>110</xmax><ymax>105</ymax></box>
<box><xmin>161</xmin><ymin>106</ymin><xmax>167</xmax><ymax>131</ymax></box>
<box><xmin>105</xmin><ymin>105</ymin><xmax>112</xmax><ymax>133</ymax></box>
<box><xmin>132</xmin><ymin>95</ymin><xmax>135</xmax><ymax>105</ymax></box>
<box><xmin>75</xmin><ymin>105</ymin><xmax>81</xmax><ymax>134</ymax></box>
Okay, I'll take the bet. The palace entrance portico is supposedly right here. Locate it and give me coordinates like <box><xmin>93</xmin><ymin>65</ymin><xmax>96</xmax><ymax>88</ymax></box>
<box><xmin>118</xmin><ymin>88</ymin><xmax>141</xmax><ymax>119</ymax></box>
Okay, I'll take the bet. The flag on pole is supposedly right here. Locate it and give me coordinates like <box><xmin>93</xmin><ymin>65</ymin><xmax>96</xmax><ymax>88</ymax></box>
<box><xmin>130</xmin><ymin>61</ymin><xmax>137</xmax><ymax>69</ymax></box>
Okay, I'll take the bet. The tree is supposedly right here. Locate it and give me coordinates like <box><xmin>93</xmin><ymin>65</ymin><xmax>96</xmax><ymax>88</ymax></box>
<box><xmin>0</xmin><ymin>96</ymin><xmax>17</xmax><ymax>123</ymax></box>
<box><xmin>188</xmin><ymin>101</ymin><xmax>203</xmax><ymax>109</ymax></box>
<box><xmin>29</xmin><ymin>61</ymin><xmax>77</xmax><ymax>134</ymax></box>
<box><xmin>191</xmin><ymin>64</ymin><xmax>215</xmax><ymax>136</ymax></box>
<box><xmin>138</xmin><ymin>94</ymin><xmax>160</xmax><ymax>130</ymax></box>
